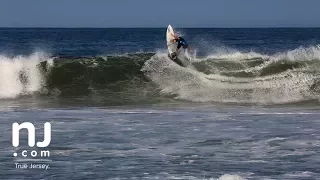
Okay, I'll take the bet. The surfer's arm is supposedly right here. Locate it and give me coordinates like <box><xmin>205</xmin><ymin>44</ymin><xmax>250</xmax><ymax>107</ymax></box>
<box><xmin>171</xmin><ymin>38</ymin><xmax>179</xmax><ymax>43</ymax></box>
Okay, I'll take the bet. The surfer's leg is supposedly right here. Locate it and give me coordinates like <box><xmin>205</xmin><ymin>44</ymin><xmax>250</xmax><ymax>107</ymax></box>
<box><xmin>177</xmin><ymin>43</ymin><xmax>182</xmax><ymax>50</ymax></box>
<box><xmin>173</xmin><ymin>58</ymin><xmax>185</xmax><ymax>67</ymax></box>
<box><xmin>168</xmin><ymin>52</ymin><xmax>184</xmax><ymax>67</ymax></box>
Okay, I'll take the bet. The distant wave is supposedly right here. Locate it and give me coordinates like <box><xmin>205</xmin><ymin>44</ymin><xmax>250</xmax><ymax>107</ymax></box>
<box><xmin>1</xmin><ymin>46</ymin><xmax>320</xmax><ymax>105</ymax></box>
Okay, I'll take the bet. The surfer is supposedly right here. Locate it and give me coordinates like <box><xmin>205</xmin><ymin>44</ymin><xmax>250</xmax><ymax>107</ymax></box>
<box><xmin>169</xmin><ymin>35</ymin><xmax>193</xmax><ymax>66</ymax></box>
<box><xmin>174</xmin><ymin>36</ymin><xmax>190</xmax><ymax>52</ymax></box>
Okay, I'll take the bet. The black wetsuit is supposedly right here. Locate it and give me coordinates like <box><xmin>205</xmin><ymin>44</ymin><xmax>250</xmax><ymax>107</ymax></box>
<box><xmin>169</xmin><ymin>37</ymin><xmax>189</xmax><ymax>67</ymax></box>
<box><xmin>176</xmin><ymin>37</ymin><xmax>188</xmax><ymax>50</ymax></box>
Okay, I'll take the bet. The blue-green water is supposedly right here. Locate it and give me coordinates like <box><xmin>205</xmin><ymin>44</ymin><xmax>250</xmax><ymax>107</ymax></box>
<box><xmin>0</xmin><ymin>28</ymin><xmax>320</xmax><ymax>179</ymax></box>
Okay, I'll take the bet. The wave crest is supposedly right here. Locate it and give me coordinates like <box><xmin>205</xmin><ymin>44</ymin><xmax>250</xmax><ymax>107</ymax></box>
<box><xmin>1</xmin><ymin>46</ymin><xmax>320</xmax><ymax>105</ymax></box>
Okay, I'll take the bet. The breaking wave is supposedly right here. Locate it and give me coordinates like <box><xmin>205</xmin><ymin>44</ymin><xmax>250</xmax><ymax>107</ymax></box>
<box><xmin>2</xmin><ymin>46</ymin><xmax>320</xmax><ymax>105</ymax></box>
<box><xmin>0</xmin><ymin>52</ymin><xmax>51</xmax><ymax>99</ymax></box>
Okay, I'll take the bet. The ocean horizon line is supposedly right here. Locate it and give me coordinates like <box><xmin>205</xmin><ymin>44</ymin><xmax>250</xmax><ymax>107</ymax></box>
<box><xmin>1</xmin><ymin>26</ymin><xmax>320</xmax><ymax>29</ymax></box>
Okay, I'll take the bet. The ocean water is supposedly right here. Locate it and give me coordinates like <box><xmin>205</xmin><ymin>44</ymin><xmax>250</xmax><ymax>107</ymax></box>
<box><xmin>0</xmin><ymin>28</ymin><xmax>320</xmax><ymax>180</ymax></box>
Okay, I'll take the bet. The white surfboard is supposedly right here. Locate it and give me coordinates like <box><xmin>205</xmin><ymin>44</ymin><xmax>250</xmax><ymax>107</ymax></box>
<box><xmin>166</xmin><ymin>25</ymin><xmax>178</xmax><ymax>56</ymax></box>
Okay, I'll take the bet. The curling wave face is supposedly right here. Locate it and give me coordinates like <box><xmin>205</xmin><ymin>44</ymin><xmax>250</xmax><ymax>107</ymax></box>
<box><xmin>2</xmin><ymin>46</ymin><xmax>320</xmax><ymax>105</ymax></box>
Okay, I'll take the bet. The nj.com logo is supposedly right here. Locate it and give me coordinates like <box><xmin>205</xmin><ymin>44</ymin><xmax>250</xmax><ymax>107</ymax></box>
<box><xmin>12</xmin><ymin>122</ymin><xmax>51</xmax><ymax>158</ymax></box>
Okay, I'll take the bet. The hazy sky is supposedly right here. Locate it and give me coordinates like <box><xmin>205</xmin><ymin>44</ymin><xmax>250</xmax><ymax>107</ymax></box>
<box><xmin>0</xmin><ymin>0</ymin><xmax>319</xmax><ymax>27</ymax></box>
